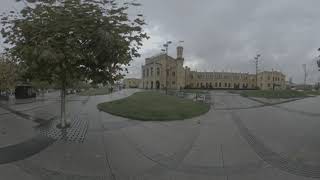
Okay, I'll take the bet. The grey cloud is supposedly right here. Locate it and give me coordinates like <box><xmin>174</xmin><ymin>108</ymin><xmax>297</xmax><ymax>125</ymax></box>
<box><xmin>134</xmin><ymin>0</ymin><xmax>320</xmax><ymax>83</ymax></box>
<box><xmin>1</xmin><ymin>0</ymin><xmax>320</xmax><ymax>83</ymax></box>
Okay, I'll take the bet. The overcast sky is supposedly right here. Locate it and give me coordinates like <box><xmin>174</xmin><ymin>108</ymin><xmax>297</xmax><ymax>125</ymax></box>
<box><xmin>1</xmin><ymin>0</ymin><xmax>320</xmax><ymax>84</ymax></box>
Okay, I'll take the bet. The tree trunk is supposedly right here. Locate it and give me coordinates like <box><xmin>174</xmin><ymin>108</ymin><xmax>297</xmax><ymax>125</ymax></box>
<box><xmin>60</xmin><ymin>86</ymin><xmax>67</xmax><ymax>128</ymax></box>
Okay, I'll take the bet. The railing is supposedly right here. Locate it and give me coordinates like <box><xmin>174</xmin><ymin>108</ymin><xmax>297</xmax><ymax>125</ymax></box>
<box><xmin>166</xmin><ymin>90</ymin><xmax>211</xmax><ymax>104</ymax></box>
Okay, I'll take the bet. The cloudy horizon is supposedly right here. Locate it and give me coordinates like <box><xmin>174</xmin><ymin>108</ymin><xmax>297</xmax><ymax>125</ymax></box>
<box><xmin>1</xmin><ymin>0</ymin><xmax>320</xmax><ymax>84</ymax></box>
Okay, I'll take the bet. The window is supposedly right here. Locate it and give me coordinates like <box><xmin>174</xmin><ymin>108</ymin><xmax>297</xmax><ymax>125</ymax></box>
<box><xmin>228</xmin><ymin>83</ymin><xmax>231</xmax><ymax>88</ymax></box>
<box><xmin>147</xmin><ymin>69</ymin><xmax>149</xmax><ymax>76</ymax></box>
<box><xmin>172</xmin><ymin>81</ymin><xmax>175</xmax><ymax>85</ymax></box>
<box><xmin>172</xmin><ymin>72</ymin><xmax>175</xmax><ymax>76</ymax></box>
<box><xmin>215</xmin><ymin>82</ymin><xmax>218</xmax><ymax>87</ymax></box>
<box><xmin>151</xmin><ymin>67</ymin><xmax>153</xmax><ymax>76</ymax></box>
<box><xmin>225</xmin><ymin>83</ymin><xmax>227</xmax><ymax>87</ymax></box>
<box><xmin>219</xmin><ymin>82</ymin><xmax>221</xmax><ymax>87</ymax></box>
<box><xmin>143</xmin><ymin>70</ymin><xmax>145</xmax><ymax>77</ymax></box>
<box><xmin>156</xmin><ymin>68</ymin><xmax>160</xmax><ymax>76</ymax></box>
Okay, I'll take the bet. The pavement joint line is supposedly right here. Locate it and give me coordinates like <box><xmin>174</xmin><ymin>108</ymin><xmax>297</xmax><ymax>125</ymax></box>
<box><xmin>98</xmin><ymin>110</ymin><xmax>117</xmax><ymax>180</ymax></box>
<box><xmin>129</xmin><ymin>123</ymin><xmax>202</xmax><ymax>178</ymax></box>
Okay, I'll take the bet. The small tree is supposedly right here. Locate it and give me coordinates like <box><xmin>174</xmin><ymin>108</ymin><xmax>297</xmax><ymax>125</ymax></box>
<box><xmin>0</xmin><ymin>55</ymin><xmax>17</xmax><ymax>94</ymax></box>
<box><xmin>1</xmin><ymin>0</ymin><xmax>148</xmax><ymax>128</ymax></box>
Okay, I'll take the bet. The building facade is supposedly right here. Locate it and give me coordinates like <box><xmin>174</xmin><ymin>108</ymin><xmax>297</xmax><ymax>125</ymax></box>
<box><xmin>141</xmin><ymin>46</ymin><xmax>286</xmax><ymax>90</ymax></box>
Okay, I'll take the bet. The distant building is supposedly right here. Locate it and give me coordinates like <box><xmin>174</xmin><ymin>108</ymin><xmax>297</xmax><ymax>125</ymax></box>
<box><xmin>123</xmin><ymin>78</ymin><xmax>142</xmax><ymax>88</ymax></box>
<box><xmin>258</xmin><ymin>71</ymin><xmax>286</xmax><ymax>90</ymax></box>
<box><xmin>141</xmin><ymin>46</ymin><xmax>286</xmax><ymax>90</ymax></box>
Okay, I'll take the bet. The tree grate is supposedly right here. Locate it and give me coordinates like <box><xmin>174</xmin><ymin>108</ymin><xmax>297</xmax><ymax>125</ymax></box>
<box><xmin>35</xmin><ymin>114</ymin><xmax>88</xmax><ymax>143</ymax></box>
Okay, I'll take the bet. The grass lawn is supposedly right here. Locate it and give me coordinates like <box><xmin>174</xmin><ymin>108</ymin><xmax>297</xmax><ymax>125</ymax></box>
<box><xmin>239</xmin><ymin>90</ymin><xmax>310</xmax><ymax>99</ymax></box>
<box><xmin>181</xmin><ymin>89</ymin><xmax>209</xmax><ymax>94</ymax></box>
<box><xmin>97</xmin><ymin>92</ymin><xmax>210</xmax><ymax>121</ymax></box>
<box><xmin>305</xmin><ymin>90</ymin><xmax>320</xmax><ymax>96</ymax></box>
<box><xmin>79</xmin><ymin>87</ymin><xmax>110</xmax><ymax>96</ymax></box>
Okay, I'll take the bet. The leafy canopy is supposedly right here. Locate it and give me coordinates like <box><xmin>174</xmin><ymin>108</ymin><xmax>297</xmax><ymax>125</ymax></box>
<box><xmin>1</xmin><ymin>0</ymin><xmax>148</xmax><ymax>87</ymax></box>
<box><xmin>0</xmin><ymin>55</ymin><xmax>17</xmax><ymax>91</ymax></box>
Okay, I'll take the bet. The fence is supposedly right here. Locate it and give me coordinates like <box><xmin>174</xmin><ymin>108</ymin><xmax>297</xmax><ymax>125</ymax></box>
<box><xmin>166</xmin><ymin>90</ymin><xmax>211</xmax><ymax>104</ymax></box>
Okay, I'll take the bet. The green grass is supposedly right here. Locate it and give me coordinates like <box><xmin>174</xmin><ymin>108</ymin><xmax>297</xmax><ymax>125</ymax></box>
<box><xmin>239</xmin><ymin>90</ymin><xmax>310</xmax><ymax>99</ymax></box>
<box><xmin>97</xmin><ymin>92</ymin><xmax>210</xmax><ymax>121</ymax></box>
<box><xmin>78</xmin><ymin>87</ymin><xmax>110</xmax><ymax>96</ymax></box>
<box><xmin>181</xmin><ymin>89</ymin><xmax>209</xmax><ymax>94</ymax></box>
<box><xmin>304</xmin><ymin>90</ymin><xmax>320</xmax><ymax>96</ymax></box>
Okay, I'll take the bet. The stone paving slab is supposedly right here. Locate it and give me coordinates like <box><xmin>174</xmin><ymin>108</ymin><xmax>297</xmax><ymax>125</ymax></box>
<box><xmin>0</xmin><ymin>164</ymin><xmax>40</xmax><ymax>180</ymax></box>
<box><xmin>182</xmin><ymin>125</ymin><xmax>222</xmax><ymax>168</ymax></box>
<box><xmin>0</xmin><ymin>113</ymin><xmax>37</xmax><ymax>147</ymax></box>
<box><xmin>122</xmin><ymin>122</ymin><xmax>199</xmax><ymax>159</ymax></box>
<box><xmin>1</xmin><ymin>89</ymin><xmax>320</xmax><ymax>180</ymax></box>
<box><xmin>103</xmin><ymin>130</ymin><xmax>157</xmax><ymax>180</ymax></box>
<box><xmin>211</xmin><ymin>91</ymin><xmax>262</xmax><ymax>110</ymax></box>
<box><xmin>0</xmin><ymin>135</ymin><xmax>54</xmax><ymax>164</ymax></box>
<box><xmin>234</xmin><ymin>106</ymin><xmax>320</xmax><ymax>167</ymax></box>
<box><xmin>229</xmin><ymin>166</ymin><xmax>316</xmax><ymax>180</ymax></box>
<box><xmin>20</xmin><ymin>132</ymin><xmax>111</xmax><ymax>178</ymax></box>
<box><xmin>143</xmin><ymin>170</ymin><xmax>228</xmax><ymax>180</ymax></box>
<box><xmin>277</xmin><ymin>96</ymin><xmax>320</xmax><ymax>115</ymax></box>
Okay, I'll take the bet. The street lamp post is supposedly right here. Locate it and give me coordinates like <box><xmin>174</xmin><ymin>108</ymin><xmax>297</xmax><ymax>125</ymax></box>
<box><xmin>317</xmin><ymin>48</ymin><xmax>320</xmax><ymax>71</ymax></box>
<box><xmin>162</xmin><ymin>41</ymin><xmax>172</xmax><ymax>95</ymax></box>
<box><xmin>254</xmin><ymin>54</ymin><xmax>261</xmax><ymax>89</ymax></box>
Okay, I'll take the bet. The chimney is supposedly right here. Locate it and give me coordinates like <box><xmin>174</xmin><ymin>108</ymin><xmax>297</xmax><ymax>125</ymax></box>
<box><xmin>177</xmin><ymin>46</ymin><xmax>183</xmax><ymax>59</ymax></box>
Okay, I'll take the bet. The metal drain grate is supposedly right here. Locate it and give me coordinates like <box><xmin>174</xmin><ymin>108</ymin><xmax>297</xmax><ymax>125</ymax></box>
<box><xmin>36</xmin><ymin>114</ymin><xmax>88</xmax><ymax>143</ymax></box>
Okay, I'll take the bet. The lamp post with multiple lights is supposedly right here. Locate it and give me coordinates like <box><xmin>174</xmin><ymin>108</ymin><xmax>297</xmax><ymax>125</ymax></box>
<box><xmin>161</xmin><ymin>41</ymin><xmax>172</xmax><ymax>94</ymax></box>
<box><xmin>317</xmin><ymin>48</ymin><xmax>320</xmax><ymax>71</ymax></box>
<box><xmin>254</xmin><ymin>54</ymin><xmax>261</xmax><ymax>89</ymax></box>
<box><xmin>316</xmin><ymin>48</ymin><xmax>320</xmax><ymax>90</ymax></box>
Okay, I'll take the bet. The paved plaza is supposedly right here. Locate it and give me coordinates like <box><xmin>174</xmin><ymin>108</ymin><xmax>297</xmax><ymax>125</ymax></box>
<box><xmin>0</xmin><ymin>89</ymin><xmax>320</xmax><ymax>180</ymax></box>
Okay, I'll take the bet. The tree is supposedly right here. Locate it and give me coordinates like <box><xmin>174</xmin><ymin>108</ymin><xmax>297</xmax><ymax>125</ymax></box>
<box><xmin>1</xmin><ymin>0</ymin><xmax>148</xmax><ymax>128</ymax></box>
<box><xmin>0</xmin><ymin>55</ymin><xmax>17</xmax><ymax>94</ymax></box>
